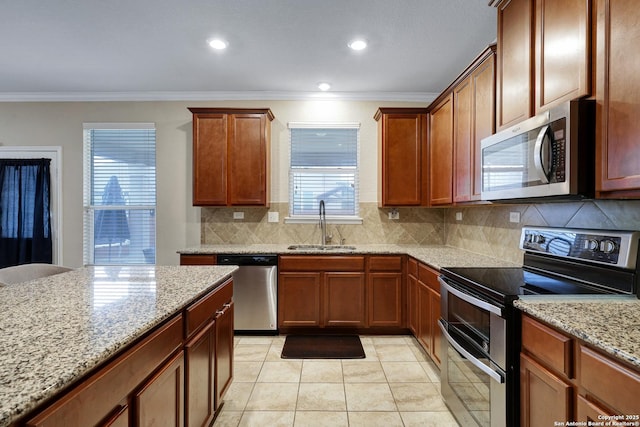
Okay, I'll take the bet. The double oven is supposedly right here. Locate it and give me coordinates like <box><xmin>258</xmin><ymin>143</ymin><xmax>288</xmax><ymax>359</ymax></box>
<box><xmin>438</xmin><ymin>226</ymin><xmax>640</xmax><ymax>427</ymax></box>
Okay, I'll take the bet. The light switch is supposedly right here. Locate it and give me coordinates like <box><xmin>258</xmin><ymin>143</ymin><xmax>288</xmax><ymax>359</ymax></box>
<box><xmin>509</xmin><ymin>212</ymin><xmax>521</xmax><ymax>223</ymax></box>
<box><xmin>455</xmin><ymin>212</ymin><xmax>463</xmax><ymax>221</ymax></box>
<box><xmin>268</xmin><ymin>211</ymin><xmax>279</xmax><ymax>223</ymax></box>
<box><xmin>233</xmin><ymin>211</ymin><xmax>244</xmax><ymax>220</ymax></box>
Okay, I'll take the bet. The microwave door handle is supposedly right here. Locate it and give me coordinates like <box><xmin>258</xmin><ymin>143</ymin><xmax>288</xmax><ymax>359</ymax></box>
<box><xmin>533</xmin><ymin>125</ymin><xmax>551</xmax><ymax>184</ymax></box>
<box><xmin>438</xmin><ymin>276</ymin><xmax>502</xmax><ymax>316</ymax></box>
<box><xmin>438</xmin><ymin>319</ymin><xmax>505</xmax><ymax>383</ymax></box>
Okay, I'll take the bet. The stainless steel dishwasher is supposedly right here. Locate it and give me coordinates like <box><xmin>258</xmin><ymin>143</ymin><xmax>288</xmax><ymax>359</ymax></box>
<box><xmin>216</xmin><ymin>254</ymin><xmax>278</xmax><ymax>334</ymax></box>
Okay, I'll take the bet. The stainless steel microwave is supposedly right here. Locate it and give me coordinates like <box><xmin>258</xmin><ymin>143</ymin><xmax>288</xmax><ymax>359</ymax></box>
<box><xmin>480</xmin><ymin>99</ymin><xmax>595</xmax><ymax>201</ymax></box>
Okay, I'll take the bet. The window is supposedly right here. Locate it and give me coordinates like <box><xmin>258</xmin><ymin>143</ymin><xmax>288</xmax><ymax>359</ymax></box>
<box><xmin>288</xmin><ymin>122</ymin><xmax>360</xmax><ymax>222</ymax></box>
<box><xmin>83</xmin><ymin>123</ymin><xmax>156</xmax><ymax>265</ymax></box>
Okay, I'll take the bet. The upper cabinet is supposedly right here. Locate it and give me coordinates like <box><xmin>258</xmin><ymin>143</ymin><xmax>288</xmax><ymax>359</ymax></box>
<box><xmin>453</xmin><ymin>48</ymin><xmax>496</xmax><ymax>203</ymax></box>
<box><xmin>494</xmin><ymin>0</ymin><xmax>591</xmax><ymax>130</ymax></box>
<box><xmin>375</xmin><ymin>108</ymin><xmax>429</xmax><ymax>206</ymax></box>
<box><xmin>595</xmin><ymin>0</ymin><xmax>640</xmax><ymax>197</ymax></box>
<box><xmin>429</xmin><ymin>95</ymin><xmax>454</xmax><ymax>206</ymax></box>
<box><xmin>188</xmin><ymin>108</ymin><xmax>274</xmax><ymax>206</ymax></box>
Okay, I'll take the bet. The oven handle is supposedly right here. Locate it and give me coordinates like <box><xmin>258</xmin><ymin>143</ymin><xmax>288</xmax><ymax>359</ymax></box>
<box><xmin>438</xmin><ymin>276</ymin><xmax>502</xmax><ymax>316</ymax></box>
<box><xmin>438</xmin><ymin>319</ymin><xmax>505</xmax><ymax>384</ymax></box>
<box><xmin>533</xmin><ymin>124</ymin><xmax>551</xmax><ymax>184</ymax></box>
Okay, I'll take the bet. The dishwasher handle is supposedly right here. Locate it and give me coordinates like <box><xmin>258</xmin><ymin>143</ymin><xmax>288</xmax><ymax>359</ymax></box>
<box><xmin>216</xmin><ymin>254</ymin><xmax>278</xmax><ymax>266</ymax></box>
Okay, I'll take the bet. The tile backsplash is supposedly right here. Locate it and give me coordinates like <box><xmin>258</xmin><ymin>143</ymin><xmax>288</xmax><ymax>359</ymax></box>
<box><xmin>201</xmin><ymin>200</ymin><xmax>640</xmax><ymax>266</ymax></box>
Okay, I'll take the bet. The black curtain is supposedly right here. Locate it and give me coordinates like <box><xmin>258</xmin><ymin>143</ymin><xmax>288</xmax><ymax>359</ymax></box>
<box><xmin>0</xmin><ymin>159</ymin><xmax>52</xmax><ymax>268</ymax></box>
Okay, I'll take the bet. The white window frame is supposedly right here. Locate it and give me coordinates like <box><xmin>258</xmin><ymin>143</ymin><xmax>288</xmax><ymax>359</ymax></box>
<box><xmin>285</xmin><ymin>122</ymin><xmax>362</xmax><ymax>225</ymax></box>
<box><xmin>82</xmin><ymin>122</ymin><xmax>156</xmax><ymax>266</ymax></box>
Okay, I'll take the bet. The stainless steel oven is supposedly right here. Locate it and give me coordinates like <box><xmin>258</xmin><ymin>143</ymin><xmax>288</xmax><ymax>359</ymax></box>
<box><xmin>439</xmin><ymin>226</ymin><xmax>640</xmax><ymax>427</ymax></box>
<box><xmin>480</xmin><ymin>99</ymin><xmax>594</xmax><ymax>201</ymax></box>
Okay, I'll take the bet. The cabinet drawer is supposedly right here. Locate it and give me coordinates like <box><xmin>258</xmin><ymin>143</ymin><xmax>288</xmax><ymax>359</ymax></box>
<box><xmin>27</xmin><ymin>315</ymin><xmax>184</xmax><ymax>427</ymax></box>
<box><xmin>579</xmin><ymin>345</ymin><xmax>640</xmax><ymax>415</ymax></box>
<box><xmin>408</xmin><ymin>258</ymin><xmax>418</xmax><ymax>277</ymax></box>
<box><xmin>418</xmin><ymin>263</ymin><xmax>440</xmax><ymax>292</ymax></box>
<box><xmin>186</xmin><ymin>278</ymin><xmax>233</xmax><ymax>338</ymax></box>
<box><xmin>279</xmin><ymin>256</ymin><xmax>365</xmax><ymax>272</ymax></box>
<box><xmin>522</xmin><ymin>315</ymin><xmax>573</xmax><ymax>378</ymax></box>
<box><xmin>180</xmin><ymin>254</ymin><xmax>216</xmax><ymax>265</ymax></box>
<box><xmin>368</xmin><ymin>255</ymin><xmax>403</xmax><ymax>272</ymax></box>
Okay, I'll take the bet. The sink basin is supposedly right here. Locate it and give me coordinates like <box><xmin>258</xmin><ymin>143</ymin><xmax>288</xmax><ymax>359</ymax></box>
<box><xmin>287</xmin><ymin>244</ymin><xmax>357</xmax><ymax>251</ymax></box>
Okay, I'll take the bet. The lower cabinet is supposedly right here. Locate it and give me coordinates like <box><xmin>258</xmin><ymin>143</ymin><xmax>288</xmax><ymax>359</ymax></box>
<box><xmin>520</xmin><ymin>314</ymin><xmax>640</xmax><ymax>426</ymax></box>
<box><xmin>408</xmin><ymin>257</ymin><xmax>441</xmax><ymax>367</ymax></box>
<box><xmin>367</xmin><ymin>256</ymin><xmax>404</xmax><ymax>328</ymax></box>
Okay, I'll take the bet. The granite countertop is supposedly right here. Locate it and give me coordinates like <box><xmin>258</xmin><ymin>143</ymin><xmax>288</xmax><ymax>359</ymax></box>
<box><xmin>178</xmin><ymin>244</ymin><xmax>520</xmax><ymax>269</ymax></box>
<box><xmin>514</xmin><ymin>295</ymin><xmax>640</xmax><ymax>369</ymax></box>
<box><xmin>0</xmin><ymin>265</ymin><xmax>237</xmax><ymax>427</ymax></box>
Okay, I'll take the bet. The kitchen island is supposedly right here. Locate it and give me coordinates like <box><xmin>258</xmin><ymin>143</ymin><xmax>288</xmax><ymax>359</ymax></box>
<box><xmin>0</xmin><ymin>265</ymin><xmax>237</xmax><ymax>427</ymax></box>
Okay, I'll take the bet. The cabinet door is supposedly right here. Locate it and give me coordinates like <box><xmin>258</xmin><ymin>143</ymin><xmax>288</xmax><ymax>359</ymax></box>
<box><xmin>368</xmin><ymin>272</ymin><xmax>403</xmax><ymax>327</ymax></box>
<box><xmin>428</xmin><ymin>287</ymin><xmax>441</xmax><ymax>367</ymax></box>
<box><xmin>496</xmin><ymin>0</ymin><xmax>533</xmax><ymax>130</ymax></box>
<box><xmin>228</xmin><ymin>114</ymin><xmax>269</xmax><ymax>206</ymax></box>
<box><xmin>534</xmin><ymin>0</ymin><xmax>590</xmax><ymax>112</ymax></box>
<box><xmin>454</xmin><ymin>76</ymin><xmax>473</xmax><ymax>203</ymax></box>
<box><xmin>185</xmin><ymin>322</ymin><xmax>214</xmax><ymax>427</ymax></box>
<box><xmin>215</xmin><ymin>302</ymin><xmax>234</xmax><ymax>408</ymax></box>
<box><xmin>378</xmin><ymin>112</ymin><xmax>426</xmax><ymax>206</ymax></box>
<box><xmin>135</xmin><ymin>351</ymin><xmax>185</xmax><ymax>427</ymax></box>
<box><xmin>278</xmin><ymin>272</ymin><xmax>322</xmax><ymax>327</ymax></box>
<box><xmin>429</xmin><ymin>94</ymin><xmax>454</xmax><ymax>206</ymax></box>
<box><xmin>595</xmin><ymin>0</ymin><xmax>640</xmax><ymax>196</ymax></box>
<box><xmin>407</xmin><ymin>272</ymin><xmax>418</xmax><ymax>336</ymax></box>
<box><xmin>520</xmin><ymin>353</ymin><xmax>572</xmax><ymax>427</ymax></box>
<box><xmin>472</xmin><ymin>53</ymin><xmax>496</xmax><ymax>199</ymax></box>
<box><xmin>417</xmin><ymin>280</ymin><xmax>432</xmax><ymax>354</ymax></box>
<box><xmin>192</xmin><ymin>113</ymin><xmax>228</xmax><ymax>206</ymax></box>
<box><xmin>324</xmin><ymin>272</ymin><xmax>366</xmax><ymax>327</ymax></box>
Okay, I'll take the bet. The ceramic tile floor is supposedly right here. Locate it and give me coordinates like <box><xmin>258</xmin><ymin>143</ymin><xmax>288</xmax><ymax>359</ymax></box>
<box><xmin>213</xmin><ymin>335</ymin><xmax>460</xmax><ymax>427</ymax></box>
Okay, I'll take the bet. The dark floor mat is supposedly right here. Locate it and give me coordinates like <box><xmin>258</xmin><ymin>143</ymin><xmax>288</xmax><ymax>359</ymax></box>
<box><xmin>281</xmin><ymin>335</ymin><xmax>365</xmax><ymax>359</ymax></box>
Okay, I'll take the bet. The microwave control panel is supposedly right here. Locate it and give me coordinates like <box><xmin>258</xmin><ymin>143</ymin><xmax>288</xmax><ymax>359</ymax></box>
<box><xmin>549</xmin><ymin>117</ymin><xmax>566</xmax><ymax>183</ymax></box>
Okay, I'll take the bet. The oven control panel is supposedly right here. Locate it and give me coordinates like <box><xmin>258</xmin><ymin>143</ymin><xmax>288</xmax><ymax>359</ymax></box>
<box><xmin>520</xmin><ymin>227</ymin><xmax>640</xmax><ymax>269</ymax></box>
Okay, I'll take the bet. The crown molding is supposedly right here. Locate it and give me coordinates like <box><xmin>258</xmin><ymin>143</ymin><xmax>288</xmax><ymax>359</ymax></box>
<box><xmin>0</xmin><ymin>90</ymin><xmax>438</xmax><ymax>103</ymax></box>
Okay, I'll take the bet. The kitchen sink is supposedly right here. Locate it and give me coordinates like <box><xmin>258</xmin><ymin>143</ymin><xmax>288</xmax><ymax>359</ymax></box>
<box><xmin>287</xmin><ymin>244</ymin><xmax>357</xmax><ymax>251</ymax></box>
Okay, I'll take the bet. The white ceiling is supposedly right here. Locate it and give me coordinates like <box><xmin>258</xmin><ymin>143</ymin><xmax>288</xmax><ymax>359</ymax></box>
<box><xmin>0</xmin><ymin>0</ymin><xmax>497</xmax><ymax>102</ymax></box>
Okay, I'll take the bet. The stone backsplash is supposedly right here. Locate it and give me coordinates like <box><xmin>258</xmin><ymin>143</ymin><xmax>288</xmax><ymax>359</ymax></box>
<box><xmin>201</xmin><ymin>199</ymin><xmax>640</xmax><ymax>266</ymax></box>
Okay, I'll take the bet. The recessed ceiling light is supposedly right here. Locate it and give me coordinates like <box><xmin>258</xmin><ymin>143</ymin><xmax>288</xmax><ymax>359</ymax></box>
<box><xmin>348</xmin><ymin>39</ymin><xmax>367</xmax><ymax>51</ymax></box>
<box><xmin>318</xmin><ymin>82</ymin><xmax>331</xmax><ymax>91</ymax></box>
<box><xmin>208</xmin><ymin>38</ymin><xmax>228</xmax><ymax>50</ymax></box>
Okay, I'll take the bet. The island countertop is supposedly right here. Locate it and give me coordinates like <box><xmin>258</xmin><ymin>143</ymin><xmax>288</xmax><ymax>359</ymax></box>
<box><xmin>0</xmin><ymin>265</ymin><xmax>237</xmax><ymax>427</ymax></box>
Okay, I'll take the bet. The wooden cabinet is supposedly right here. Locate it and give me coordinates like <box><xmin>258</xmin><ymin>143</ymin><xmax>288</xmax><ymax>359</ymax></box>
<box><xmin>429</xmin><ymin>94</ymin><xmax>454</xmax><ymax>206</ymax></box>
<box><xmin>534</xmin><ymin>0</ymin><xmax>591</xmax><ymax>112</ymax></box>
<box><xmin>495</xmin><ymin>0</ymin><xmax>533</xmax><ymax>130</ymax></box>
<box><xmin>521</xmin><ymin>314</ymin><xmax>640</xmax><ymax>426</ymax></box>
<box><xmin>180</xmin><ymin>254</ymin><xmax>216</xmax><ymax>265</ymax></box>
<box><xmin>453</xmin><ymin>48</ymin><xmax>496</xmax><ymax>202</ymax></box>
<box><xmin>188</xmin><ymin>108</ymin><xmax>274</xmax><ymax>207</ymax></box>
<box><xmin>375</xmin><ymin>108</ymin><xmax>429</xmax><ymax>206</ymax></box>
<box><xmin>278</xmin><ymin>256</ymin><xmax>366</xmax><ymax>329</ymax></box>
<box><xmin>184</xmin><ymin>279</ymin><xmax>233</xmax><ymax>427</ymax></box>
<box><xmin>407</xmin><ymin>258</ymin><xmax>441</xmax><ymax>367</ymax></box>
<box><xmin>135</xmin><ymin>351</ymin><xmax>185</xmax><ymax>427</ymax></box>
<box><xmin>367</xmin><ymin>256</ymin><xmax>404</xmax><ymax>328</ymax></box>
<box><xmin>494</xmin><ymin>0</ymin><xmax>591</xmax><ymax>129</ymax></box>
<box><xmin>595</xmin><ymin>0</ymin><xmax>640</xmax><ymax>197</ymax></box>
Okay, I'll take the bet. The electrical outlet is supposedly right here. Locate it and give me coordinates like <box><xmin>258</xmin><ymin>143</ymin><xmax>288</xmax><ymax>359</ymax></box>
<box><xmin>268</xmin><ymin>211</ymin><xmax>279</xmax><ymax>223</ymax></box>
<box><xmin>233</xmin><ymin>211</ymin><xmax>244</xmax><ymax>220</ymax></box>
<box><xmin>388</xmin><ymin>209</ymin><xmax>399</xmax><ymax>220</ymax></box>
<box><xmin>455</xmin><ymin>211</ymin><xmax>463</xmax><ymax>221</ymax></box>
<box><xmin>509</xmin><ymin>211</ymin><xmax>521</xmax><ymax>223</ymax></box>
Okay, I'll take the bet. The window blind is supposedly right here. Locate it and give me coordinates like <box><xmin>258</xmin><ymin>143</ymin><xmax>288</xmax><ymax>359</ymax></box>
<box><xmin>288</xmin><ymin>124</ymin><xmax>359</xmax><ymax>217</ymax></box>
<box><xmin>83</xmin><ymin>123</ymin><xmax>156</xmax><ymax>265</ymax></box>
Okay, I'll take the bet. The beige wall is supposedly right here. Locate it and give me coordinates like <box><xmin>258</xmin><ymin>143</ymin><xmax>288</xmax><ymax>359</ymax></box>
<box><xmin>0</xmin><ymin>99</ymin><xmax>426</xmax><ymax>267</ymax></box>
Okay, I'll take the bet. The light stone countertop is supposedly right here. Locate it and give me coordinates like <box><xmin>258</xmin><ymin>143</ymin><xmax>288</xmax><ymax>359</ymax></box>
<box><xmin>0</xmin><ymin>265</ymin><xmax>237</xmax><ymax>427</ymax></box>
<box><xmin>514</xmin><ymin>295</ymin><xmax>640</xmax><ymax>369</ymax></box>
<box><xmin>178</xmin><ymin>244</ymin><xmax>521</xmax><ymax>269</ymax></box>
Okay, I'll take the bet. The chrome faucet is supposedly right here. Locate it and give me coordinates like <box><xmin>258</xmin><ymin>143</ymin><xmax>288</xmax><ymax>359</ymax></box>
<box><xmin>319</xmin><ymin>199</ymin><xmax>327</xmax><ymax>246</ymax></box>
